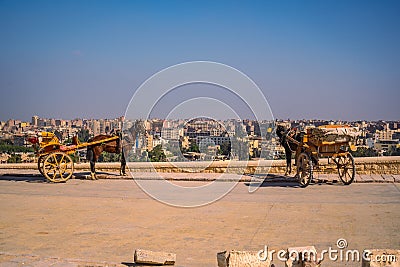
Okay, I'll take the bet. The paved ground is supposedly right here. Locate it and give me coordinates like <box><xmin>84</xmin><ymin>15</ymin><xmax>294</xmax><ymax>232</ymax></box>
<box><xmin>1</xmin><ymin>168</ymin><xmax>399</xmax><ymax>183</ymax></box>
<box><xmin>0</xmin><ymin>173</ymin><xmax>399</xmax><ymax>266</ymax></box>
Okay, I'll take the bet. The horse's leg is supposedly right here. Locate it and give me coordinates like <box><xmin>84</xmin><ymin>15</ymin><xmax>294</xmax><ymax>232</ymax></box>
<box><xmin>120</xmin><ymin>149</ymin><xmax>126</xmax><ymax>176</ymax></box>
<box><xmin>87</xmin><ymin>147</ymin><xmax>97</xmax><ymax>180</ymax></box>
<box><xmin>294</xmin><ymin>148</ymin><xmax>301</xmax><ymax>178</ymax></box>
<box><xmin>284</xmin><ymin>145</ymin><xmax>291</xmax><ymax>176</ymax></box>
<box><xmin>90</xmin><ymin>160</ymin><xmax>97</xmax><ymax>180</ymax></box>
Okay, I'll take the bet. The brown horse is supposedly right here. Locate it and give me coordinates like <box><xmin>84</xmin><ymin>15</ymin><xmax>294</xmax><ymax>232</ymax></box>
<box><xmin>86</xmin><ymin>134</ymin><xmax>126</xmax><ymax>180</ymax></box>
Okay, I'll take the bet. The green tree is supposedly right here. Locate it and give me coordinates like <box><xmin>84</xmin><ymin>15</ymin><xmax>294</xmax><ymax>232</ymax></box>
<box><xmin>0</xmin><ymin>144</ymin><xmax>34</xmax><ymax>153</ymax></box>
<box><xmin>77</xmin><ymin>129</ymin><xmax>90</xmax><ymax>142</ymax></box>
<box><xmin>188</xmin><ymin>142</ymin><xmax>200</xmax><ymax>153</ymax></box>
<box><xmin>98</xmin><ymin>151</ymin><xmax>121</xmax><ymax>162</ymax></box>
<box><xmin>351</xmin><ymin>147</ymin><xmax>377</xmax><ymax>157</ymax></box>
<box><xmin>7</xmin><ymin>154</ymin><xmax>21</xmax><ymax>163</ymax></box>
<box><xmin>148</xmin><ymin>145</ymin><xmax>166</xmax><ymax>162</ymax></box>
<box><xmin>219</xmin><ymin>141</ymin><xmax>231</xmax><ymax>156</ymax></box>
<box><xmin>0</xmin><ymin>139</ymin><xmax>13</xmax><ymax>146</ymax></box>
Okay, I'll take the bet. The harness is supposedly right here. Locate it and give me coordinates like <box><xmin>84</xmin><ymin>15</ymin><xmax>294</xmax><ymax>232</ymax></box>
<box><xmin>280</xmin><ymin>128</ymin><xmax>297</xmax><ymax>153</ymax></box>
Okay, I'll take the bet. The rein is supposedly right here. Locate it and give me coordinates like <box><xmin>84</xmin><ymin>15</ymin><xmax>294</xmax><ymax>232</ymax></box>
<box><xmin>283</xmin><ymin>129</ymin><xmax>299</xmax><ymax>153</ymax></box>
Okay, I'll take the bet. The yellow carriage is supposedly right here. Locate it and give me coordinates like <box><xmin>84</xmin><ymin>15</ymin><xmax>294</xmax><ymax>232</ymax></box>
<box><xmin>285</xmin><ymin>125</ymin><xmax>358</xmax><ymax>187</ymax></box>
<box><xmin>30</xmin><ymin>132</ymin><xmax>119</xmax><ymax>183</ymax></box>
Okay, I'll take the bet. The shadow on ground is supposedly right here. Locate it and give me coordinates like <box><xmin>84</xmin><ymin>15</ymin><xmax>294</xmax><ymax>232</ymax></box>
<box><xmin>0</xmin><ymin>171</ymin><xmax>117</xmax><ymax>183</ymax></box>
<box><xmin>0</xmin><ymin>174</ymin><xmax>46</xmax><ymax>183</ymax></box>
<box><xmin>245</xmin><ymin>173</ymin><xmax>342</xmax><ymax>188</ymax></box>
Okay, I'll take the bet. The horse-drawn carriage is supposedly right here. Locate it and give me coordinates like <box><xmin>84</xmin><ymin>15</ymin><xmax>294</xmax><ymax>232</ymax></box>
<box><xmin>277</xmin><ymin>125</ymin><xmax>359</xmax><ymax>187</ymax></box>
<box><xmin>28</xmin><ymin>132</ymin><xmax>120</xmax><ymax>183</ymax></box>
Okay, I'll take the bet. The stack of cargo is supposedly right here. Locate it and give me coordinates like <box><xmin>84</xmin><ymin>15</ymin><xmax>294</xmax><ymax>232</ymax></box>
<box><xmin>307</xmin><ymin>125</ymin><xmax>359</xmax><ymax>145</ymax></box>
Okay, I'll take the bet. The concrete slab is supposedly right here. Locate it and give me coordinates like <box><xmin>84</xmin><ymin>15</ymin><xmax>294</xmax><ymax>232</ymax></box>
<box><xmin>354</xmin><ymin>174</ymin><xmax>364</xmax><ymax>183</ymax></box>
<box><xmin>382</xmin><ymin>175</ymin><xmax>395</xmax><ymax>183</ymax></box>
<box><xmin>358</xmin><ymin>175</ymin><xmax>375</xmax><ymax>183</ymax></box>
<box><xmin>393</xmin><ymin>175</ymin><xmax>400</xmax><ymax>182</ymax></box>
<box><xmin>370</xmin><ymin>174</ymin><xmax>386</xmax><ymax>183</ymax></box>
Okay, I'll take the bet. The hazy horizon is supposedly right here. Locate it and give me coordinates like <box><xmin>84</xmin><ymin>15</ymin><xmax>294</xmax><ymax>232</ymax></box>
<box><xmin>1</xmin><ymin>1</ymin><xmax>399</xmax><ymax>122</ymax></box>
<box><xmin>2</xmin><ymin>115</ymin><xmax>399</xmax><ymax>123</ymax></box>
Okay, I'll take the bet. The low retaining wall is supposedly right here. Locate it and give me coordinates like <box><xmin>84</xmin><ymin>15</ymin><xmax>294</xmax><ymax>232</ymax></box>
<box><xmin>1</xmin><ymin>156</ymin><xmax>399</xmax><ymax>175</ymax></box>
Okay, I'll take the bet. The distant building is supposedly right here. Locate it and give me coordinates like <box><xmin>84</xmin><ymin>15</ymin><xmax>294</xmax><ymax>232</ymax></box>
<box><xmin>91</xmin><ymin>120</ymin><xmax>100</xmax><ymax>135</ymax></box>
<box><xmin>55</xmin><ymin>119</ymin><xmax>66</xmax><ymax>127</ymax></box>
<box><xmin>32</xmin><ymin>115</ymin><xmax>38</xmax><ymax>126</ymax></box>
<box><xmin>72</xmin><ymin>119</ymin><xmax>83</xmax><ymax>128</ymax></box>
<box><xmin>161</xmin><ymin>128</ymin><xmax>181</xmax><ymax>140</ymax></box>
<box><xmin>374</xmin><ymin>139</ymin><xmax>399</xmax><ymax>153</ymax></box>
<box><xmin>366</xmin><ymin>138</ymin><xmax>375</xmax><ymax>148</ymax></box>
<box><xmin>146</xmin><ymin>134</ymin><xmax>153</xmax><ymax>151</ymax></box>
<box><xmin>195</xmin><ymin>136</ymin><xmax>230</xmax><ymax>146</ymax></box>
<box><xmin>38</xmin><ymin>118</ymin><xmax>46</xmax><ymax>127</ymax></box>
<box><xmin>375</xmin><ymin>129</ymin><xmax>394</xmax><ymax>140</ymax></box>
<box><xmin>99</xmin><ymin>119</ymin><xmax>105</xmax><ymax>134</ymax></box>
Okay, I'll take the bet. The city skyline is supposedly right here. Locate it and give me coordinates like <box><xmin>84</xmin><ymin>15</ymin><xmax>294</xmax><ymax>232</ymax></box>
<box><xmin>1</xmin><ymin>1</ymin><xmax>399</xmax><ymax>121</ymax></box>
<box><xmin>2</xmin><ymin>115</ymin><xmax>400</xmax><ymax>123</ymax></box>
<box><xmin>1</xmin><ymin>115</ymin><xmax>399</xmax><ymax>162</ymax></box>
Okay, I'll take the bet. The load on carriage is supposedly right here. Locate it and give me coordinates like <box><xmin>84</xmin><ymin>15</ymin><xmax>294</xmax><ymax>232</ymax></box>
<box><xmin>282</xmin><ymin>125</ymin><xmax>359</xmax><ymax>187</ymax></box>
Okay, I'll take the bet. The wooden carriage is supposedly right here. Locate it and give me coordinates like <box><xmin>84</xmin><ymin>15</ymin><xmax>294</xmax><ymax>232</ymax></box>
<box><xmin>285</xmin><ymin>125</ymin><xmax>358</xmax><ymax>187</ymax></box>
<box><xmin>29</xmin><ymin>132</ymin><xmax>119</xmax><ymax>183</ymax></box>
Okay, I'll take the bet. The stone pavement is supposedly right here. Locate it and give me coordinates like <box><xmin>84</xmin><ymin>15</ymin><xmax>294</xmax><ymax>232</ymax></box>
<box><xmin>1</xmin><ymin>156</ymin><xmax>399</xmax><ymax>175</ymax></box>
<box><xmin>0</xmin><ymin>252</ymin><xmax>123</xmax><ymax>267</ymax></box>
<box><xmin>0</xmin><ymin>168</ymin><xmax>399</xmax><ymax>184</ymax></box>
<box><xmin>0</xmin><ymin>177</ymin><xmax>399</xmax><ymax>267</ymax></box>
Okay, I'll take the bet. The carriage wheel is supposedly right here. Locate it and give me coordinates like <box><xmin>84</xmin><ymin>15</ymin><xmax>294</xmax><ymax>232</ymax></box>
<box><xmin>37</xmin><ymin>155</ymin><xmax>46</xmax><ymax>176</ymax></box>
<box><xmin>43</xmin><ymin>152</ymin><xmax>74</xmax><ymax>183</ymax></box>
<box><xmin>336</xmin><ymin>153</ymin><xmax>355</xmax><ymax>185</ymax></box>
<box><xmin>296</xmin><ymin>152</ymin><xmax>313</xmax><ymax>187</ymax></box>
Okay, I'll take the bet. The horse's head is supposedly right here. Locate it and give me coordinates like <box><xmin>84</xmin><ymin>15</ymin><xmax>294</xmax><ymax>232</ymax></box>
<box><xmin>276</xmin><ymin>125</ymin><xmax>287</xmax><ymax>140</ymax></box>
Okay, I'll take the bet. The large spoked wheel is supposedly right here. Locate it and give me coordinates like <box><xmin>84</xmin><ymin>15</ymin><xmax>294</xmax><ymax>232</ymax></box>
<box><xmin>296</xmin><ymin>152</ymin><xmax>313</xmax><ymax>188</ymax></box>
<box><xmin>37</xmin><ymin>155</ymin><xmax>46</xmax><ymax>176</ymax></box>
<box><xmin>336</xmin><ymin>153</ymin><xmax>355</xmax><ymax>185</ymax></box>
<box><xmin>43</xmin><ymin>152</ymin><xmax>74</xmax><ymax>183</ymax></box>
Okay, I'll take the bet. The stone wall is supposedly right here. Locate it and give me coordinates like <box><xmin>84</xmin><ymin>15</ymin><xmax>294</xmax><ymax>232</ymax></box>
<box><xmin>1</xmin><ymin>156</ymin><xmax>399</xmax><ymax>175</ymax></box>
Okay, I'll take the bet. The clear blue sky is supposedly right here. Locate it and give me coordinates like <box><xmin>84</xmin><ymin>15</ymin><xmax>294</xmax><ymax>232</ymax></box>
<box><xmin>0</xmin><ymin>0</ymin><xmax>399</xmax><ymax>121</ymax></box>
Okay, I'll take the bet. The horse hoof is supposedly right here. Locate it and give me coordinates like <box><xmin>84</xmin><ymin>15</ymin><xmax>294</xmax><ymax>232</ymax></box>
<box><xmin>90</xmin><ymin>173</ymin><xmax>97</xmax><ymax>180</ymax></box>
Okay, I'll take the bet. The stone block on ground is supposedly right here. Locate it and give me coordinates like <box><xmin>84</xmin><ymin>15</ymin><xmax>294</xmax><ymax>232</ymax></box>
<box><xmin>217</xmin><ymin>250</ymin><xmax>271</xmax><ymax>267</ymax></box>
<box><xmin>134</xmin><ymin>249</ymin><xmax>176</xmax><ymax>265</ymax></box>
<box><xmin>361</xmin><ymin>249</ymin><xmax>400</xmax><ymax>267</ymax></box>
<box><xmin>285</xmin><ymin>246</ymin><xmax>322</xmax><ymax>267</ymax></box>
